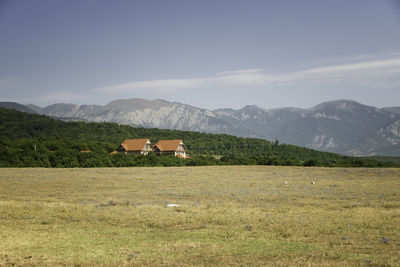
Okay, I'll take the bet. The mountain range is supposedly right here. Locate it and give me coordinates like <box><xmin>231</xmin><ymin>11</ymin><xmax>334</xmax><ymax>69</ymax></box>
<box><xmin>1</xmin><ymin>98</ymin><xmax>400</xmax><ymax>156</ymax></box>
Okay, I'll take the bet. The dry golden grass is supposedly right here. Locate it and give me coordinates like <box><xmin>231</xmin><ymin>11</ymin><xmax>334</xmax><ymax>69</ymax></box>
<box><xmin>0</xmin><ymin>166</ymin><xmax>399</xmax><ymax>266</ymax></box>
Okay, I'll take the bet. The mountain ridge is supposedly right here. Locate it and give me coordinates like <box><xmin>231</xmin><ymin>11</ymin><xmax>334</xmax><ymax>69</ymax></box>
<box><xmin>1</xmin><ymin>98</ymin><xmax>399</xmax><ymax>156</ymax></box>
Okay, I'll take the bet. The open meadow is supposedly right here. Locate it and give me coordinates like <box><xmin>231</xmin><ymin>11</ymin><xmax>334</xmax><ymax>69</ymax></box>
<box><xmin>0</xmin><ymin>166</ymin><xmax>399</xmax><ymax>266</ymax></box>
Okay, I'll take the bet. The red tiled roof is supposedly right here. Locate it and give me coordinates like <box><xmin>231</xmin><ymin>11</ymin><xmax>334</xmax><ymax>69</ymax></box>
<box><xmin>154</xmin><ymin>139</ymin><xmax>186</xmax><ymax>152</ymax></box>
<box><xmin>120</xmin><ymin>139</ymin><xmax>152</xmax><ymax>152</ymax></box>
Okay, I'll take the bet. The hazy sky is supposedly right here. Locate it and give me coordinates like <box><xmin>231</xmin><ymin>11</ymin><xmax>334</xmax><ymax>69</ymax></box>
<box><xmin>1</xmin><ymin>0</ymin><xmax>400</xmax><ymax>109</ymax></box>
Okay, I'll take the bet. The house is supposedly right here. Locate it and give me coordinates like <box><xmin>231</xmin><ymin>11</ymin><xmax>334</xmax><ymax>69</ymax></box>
<box><xmin>116</xmin><ymin>138</ymin><xmax>153</xmax><ymax>155</ymax></box>
<box><xmin>154</xmin><ymin>139</ymin><xmax>187</xmax><ymax>158</ymax></box>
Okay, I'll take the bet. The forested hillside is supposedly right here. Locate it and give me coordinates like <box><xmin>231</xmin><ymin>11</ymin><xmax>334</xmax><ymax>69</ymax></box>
<box><xmin>0</xmin><ymin>107</ymin><xmax>396</xmax><ymax>167</ymax></box>
<box><xmin>15</xmin><ymin>98</ymin><xmax>400</xmax><ymax>156</ymax></box>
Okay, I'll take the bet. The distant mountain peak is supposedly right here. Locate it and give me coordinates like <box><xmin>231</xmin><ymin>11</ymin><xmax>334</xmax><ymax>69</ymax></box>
<box><xmin>310</xmin><ymin>99</ymin><xmax>364</xmax><ymax>111</ymax></box>
<box><xmin>240</xmin><ymin>104</ymin><xmax>265</xmax><ymax>110</ymax></box>
<box><xmin>0</xmin><ymin>102</ymin><xmax>38</xmax><ymax>114</ymax></box>
<box><xmin>105</xmin><ymin>98</ymin><xmax>172</xmax><ymax>111</ymax></box>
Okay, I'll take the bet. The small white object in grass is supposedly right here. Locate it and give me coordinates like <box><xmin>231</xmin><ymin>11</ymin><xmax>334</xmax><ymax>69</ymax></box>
<box><xmin>311</xmin><ymin>181</ymin><xmax>315</xmax><ymax>185</ymax></box>
<box><xmin>283</xmin><ymin>182</ymin><xmax>288</xmax><ymax>185</ymax></box>
<box><xmin>167</xmin><ymin>204</ymin><xmax>180</xmax><ymax>207</ymax></box>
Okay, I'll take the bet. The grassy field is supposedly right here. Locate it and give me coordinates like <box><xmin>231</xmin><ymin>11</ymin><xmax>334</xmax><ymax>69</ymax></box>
<box><xmin>0</xmin><ymin>166</ymin><xmax>399</xmax><ymax>266</ymax></box>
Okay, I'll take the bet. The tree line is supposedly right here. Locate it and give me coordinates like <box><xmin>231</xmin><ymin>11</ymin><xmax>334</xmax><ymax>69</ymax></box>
<box><xmin>0</xmin><ymin>107</ymin><xmax>397</xmax><ymax>168</ymax></box>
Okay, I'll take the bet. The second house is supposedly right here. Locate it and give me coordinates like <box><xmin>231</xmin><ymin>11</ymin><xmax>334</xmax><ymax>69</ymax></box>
<box><xmin>154</xmin><ymin>139</ymin><xmax>187</xmax><ymax>159</ymax></box>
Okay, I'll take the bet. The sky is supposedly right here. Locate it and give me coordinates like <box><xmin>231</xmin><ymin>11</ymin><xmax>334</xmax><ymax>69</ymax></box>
<box><xmin>0</xmin><ymin>0</ymin><xmax>400</xmax><ymax>110</ymax></box>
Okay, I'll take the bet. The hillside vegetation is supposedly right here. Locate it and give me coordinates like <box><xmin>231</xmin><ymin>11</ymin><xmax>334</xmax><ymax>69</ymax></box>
<box><xmin>0</xmin><ymin>107</ymin><xmax>396</xmax><ymax>167</ymax></box>
<box><xmin>10</xmin><ymin>98</ymin><xmax>400</xmax><ymax>156</ymax></box>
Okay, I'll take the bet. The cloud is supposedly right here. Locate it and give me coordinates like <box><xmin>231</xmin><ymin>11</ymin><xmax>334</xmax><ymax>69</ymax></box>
<box><xmin>260</xmin><ymin>57</ymin><xmax>400</xmax><ymax>87</ymax></box>
<box><xmin>91</xmin><ymin>57</ymin><xmax>400</xmax><ymax>93</ymax></box>
<box><xmin>93</xmin><ymin>69</ymin><xmax>267</xmax><ymax>93</ymax></box>
<box><xmin>291</xmin><ymin>57</ymin><xmax>400</xmax><ymax>87</ymax></box>
<box><xmin>302</xmin><ymin>58</ymin><xmax>400</xmax><ymax>74</ymax></box>
<box><xmin>215</xmin><ymin>68</ymin><xmax>264</xmax><ymax>76</ymax></box>
<box><xmin>94</xmin><ymin>78</ymin><xmax>206</xmax><ymax>93</ymax></box>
